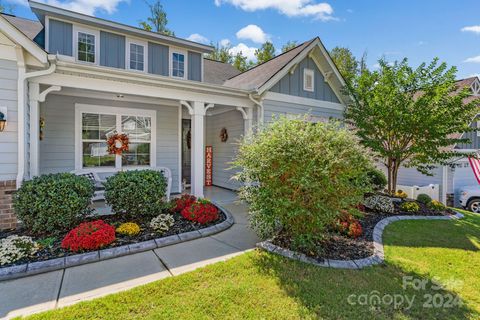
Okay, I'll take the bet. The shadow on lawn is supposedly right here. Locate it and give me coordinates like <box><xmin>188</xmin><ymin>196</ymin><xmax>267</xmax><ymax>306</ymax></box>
<box><xmin>251</xmin><ymin>251</ymin><xmax>477</xmax><ymax>319</ymax></box>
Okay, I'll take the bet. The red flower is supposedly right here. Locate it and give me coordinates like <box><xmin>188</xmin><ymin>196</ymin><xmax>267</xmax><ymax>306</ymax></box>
<box><xmin>348</xmin><ymin>221</ymin><xmax>363</xmax><ymax>238</ymax></box>
<box><xmin>180</xmin><ymin>200</ymin><xmax>219</xmax><ymax>224</ymax></box>
<box><xmin>332</xmin><ymin>211</ymin><xmax>363</xmax><ymax>238</ymax></box>
<box><xmin>61</xmin><ymin>220</ymin><xmax>116</xmax><ymax>252</ymax></box>
<box><xmin>172</xmin><ymin>194</ymin><xmax>197</xmax><ymax>213</ymax></box>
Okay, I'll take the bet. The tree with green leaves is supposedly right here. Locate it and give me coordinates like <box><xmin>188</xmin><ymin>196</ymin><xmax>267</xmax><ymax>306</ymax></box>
<box><xmin>281</xmin><ymin>41</ymin><xmax>297</xmax><ymax>53</ymax></box>
<box><xmin>345</xmin><ymin>58</ymin><xmax>480</xmax><ymax>194</ymax></box>
<box><xmin>329</xmin><ymin>46</ymin><xmax>369</xmax><ymax>86</ymax></box>
<box><xmin>140</xmin><ymin>0</ymin><xmax>174</xmax><ymax>36</ymax></box>
<box><xmin>232</xmin><ymin>51</ymin><xmax>248</xmax><ymax>72</ymax></box>
<box><xmin>255</xmin><ymin>42</ymin><xmax>275</xmax><ymax>65</ymax></box>
<box><xmin>206</xmin><ymin>42</ymin><xmax>233</xmax><ymax>64</ymax></box>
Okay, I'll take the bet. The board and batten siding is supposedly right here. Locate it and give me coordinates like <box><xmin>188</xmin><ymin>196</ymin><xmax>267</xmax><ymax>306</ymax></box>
<box><xmin>187</xmin><ymin>51</ymin><xmax>202</xmax><ymax>82</ymax></box>
<box><xmin>148</xmin><ymin>42</ymin><xmax>169</xmax><ymax>76</ymax></box>
<box><xmin>0</xmin><ymin>59</ymin><xmax>18</xmax><ymax>181</ymax></box>
<box><xmin>100</xmin><ymin>31</ymin><xmax>125</xmax><ymax>69</ymax></box>
<box><xmin>270</xmin><ymin>56</ymin><xmax>340</xmax><ymax>103</ymax></box>
<box><xmin>205</xmin><ymin>110</ymin><xmax>244</xmax><ymax>190</ymax></box>
<box><xmin>262</xmin><ymin>99</ymin><xmax>343</xmax><ymax>124</ymax></box>
<box><xmin>48</xmin><ymin>19</ymin><xmax>73</xmax><ymax>56</ymax></box>
<box><xmin>39</xmin><ymin>95</ymin><xmax>180</xmax><ymax>192</ymax></box>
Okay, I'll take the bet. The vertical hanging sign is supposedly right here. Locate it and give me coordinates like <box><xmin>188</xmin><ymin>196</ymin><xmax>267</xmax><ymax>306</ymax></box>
<box><xmin>205</xmin><ymin>146</ymin><xmax>213</xmax><ymax>186</ymax></box>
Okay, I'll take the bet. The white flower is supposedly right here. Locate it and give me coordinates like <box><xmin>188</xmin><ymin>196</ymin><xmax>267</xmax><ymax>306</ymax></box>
<box><xmin>150</xmin><ymin>214</ymin><xmax>175</xmax><ymax>233</ymax></box>
<box><xmin>0</xmin><ymin>235</ymin><xmax>39</xmax><ymax>266</ymax></box>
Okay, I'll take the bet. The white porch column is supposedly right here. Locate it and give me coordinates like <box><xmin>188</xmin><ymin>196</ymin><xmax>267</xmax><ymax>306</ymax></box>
<box><xmin>237</xmin><ymin>106</ymin><xmax>254</xmax><ymax>135</ymax></box>
<box><xmin>191</xmin><ymin>101</ymin><xmax>206</xmax><ymax>198</ymax></box>
<box><xmin>28</xmin><ymin>82</ymin><xmax>40</xmax><ymax>177</ymax></box>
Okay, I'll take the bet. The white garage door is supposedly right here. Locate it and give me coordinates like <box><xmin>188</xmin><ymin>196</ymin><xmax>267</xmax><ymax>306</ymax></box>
<box><xmin>453</xmin><ymin>159</ymin><xmax>479</xmax><ymax>206</ymax></box>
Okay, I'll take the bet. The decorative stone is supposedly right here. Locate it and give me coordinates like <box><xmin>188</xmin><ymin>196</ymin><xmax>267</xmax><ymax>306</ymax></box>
<box><xmin>27</xmin><ymin>257</ymin><xmax>65</xmax><ymax>273</ymax></box>
<box><xmin>99</xmin><ymin>245</ymin><xmax>130</xmax><ymax>260</ymax></box>
<box><xmin>198</xmin><ymin>226</ymin><xmax>219</xmax><ymax>237</ymax></box>
<box><xmin>0</xmin><ymin>263</ymin><xmax>27</xmax><ymax>280</ymax></box>
<box><xmin>155</xmin><ymin>234</ymin><xmax>182</xmax><ymax>247</ymax></box>
<box><xmin>128</xmin><ymin>240</ymin><xmax>156</xmax><ymax>254</ymax></box>
<box><xmin>328</xmin><ymin>259</ymin><xmax>358</xmax><ymax>269</ymax></box>
<box><xmin>353</xmin><ymin>256</ymin><xmax>381</xmax><ymax>269</ymax></box>
<box><xmin>178</xmin><ymin>230</ymin><xmax>202</xmax><ymax>241</ymax></box>
<box><xmin>65</xmin><ymin>251</ymin><xmax>99</xmax><ymax>267</ymax></box>
<box><xmin>215</xmin><ymin>220</ymin><xmax>232</xmax><ymax>231</ymax></box>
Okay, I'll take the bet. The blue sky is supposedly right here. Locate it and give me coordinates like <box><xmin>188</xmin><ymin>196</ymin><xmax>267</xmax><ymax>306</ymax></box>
<box><xmin>5</xmin><ymin>0</ymin><xmax>480</xmax><ymax>79</ymax></box>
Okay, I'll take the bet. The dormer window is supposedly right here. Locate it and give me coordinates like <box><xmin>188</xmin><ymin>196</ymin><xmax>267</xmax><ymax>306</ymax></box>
<box><xmin>172</xmin><ymin>51</ymin><xmax>185</xmax><ymax>78</ymax></box>
<box><xmin>303</xmin><ymin>68</ymin><xmax>314</xmax><ymax>92</ymax></box>
<box><xmin>127</xmin><ymin>39</ymin><xmax>147</xmax><ymax>72</ymax></box>
<box><xmin>77</xmin><ymin>32</ymin><xmax>96</xmax><ymax>63</ymax></box>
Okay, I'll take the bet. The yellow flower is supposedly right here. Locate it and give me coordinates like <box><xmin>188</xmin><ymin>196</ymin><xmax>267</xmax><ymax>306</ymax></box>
<box><xmin>116</xmin><ymin>222</ymin><xmax>141</xmax><ymax>236</ymax></box>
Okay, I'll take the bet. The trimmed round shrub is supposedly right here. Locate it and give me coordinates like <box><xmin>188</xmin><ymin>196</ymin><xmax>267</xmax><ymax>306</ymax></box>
<box><xmin>366</xmin><ymin>168</ymin><xmax>387</xmax><ymax>192</ymax></box>
<box><xmin>0</xmin><ymin>235</ymin><xmax>38</xmax><ymax>266</ymax></box>
<box><xmin>150</xmin><ymin>214</ymin><xmax>175</xmax><ymax>233</ymax></box>
<box><xmin>116</xmin><ymin>222</ymin><xmax>141</xmax><ymax>236</ymax></box>
<box><xmin>233</xmin><ymin>116</ymin><xmax>374</xmax><ymax>253</ymax></box>
<box><xmin>104</xmin><ymin>170</ymin><xmax>167</xmax><ymax>219</ymax></box>
<box><xmin>61</xmin><ymin>220</ymin><xmax>116</xmax><ymax>252</ymax></box>
<box><xmin>400</xmin><ymin>201</ymin><xmax>420</xmax><ymax>213</ymax></box>
<box><xmin>417</xmin><ymin>193</ymin><xmax>432</xmax><ymax>204</ymax></box>
<box><xmin>14</xmin><ymin>173</ymin><xmax>94</xmax><ymax>235</ymax></box>
<box><xmin>181</xmin><ymin>199</ymin><xmax>219</xmax><ymax>224</ymax></box>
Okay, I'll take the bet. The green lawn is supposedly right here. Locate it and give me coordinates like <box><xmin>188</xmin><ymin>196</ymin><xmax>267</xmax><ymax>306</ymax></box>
<box><xmin>23</xmin><ymin>211</ymin><xmax>480</xmax><ymax>320</ymax></box>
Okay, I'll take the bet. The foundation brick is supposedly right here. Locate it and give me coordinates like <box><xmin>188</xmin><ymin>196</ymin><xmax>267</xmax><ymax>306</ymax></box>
<box><xmin>0</xmin><ymin>180</ymin><xmax>17</xmax><ymax>230</ymax></box>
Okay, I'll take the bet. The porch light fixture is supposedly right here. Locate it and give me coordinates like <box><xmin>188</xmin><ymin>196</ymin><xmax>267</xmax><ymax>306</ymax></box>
<box><xmin>116</xmin><ymin>94</ymin><xmax>124</xmax><ymax>98</ymax></box>
<box><xmin>0</xmin><ymin>107</ymin><xmax>7</xmax><ymax>132</ymax></box>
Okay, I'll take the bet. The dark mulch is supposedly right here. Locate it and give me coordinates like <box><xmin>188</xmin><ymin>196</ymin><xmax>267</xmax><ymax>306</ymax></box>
<box><xmin>272</xmin><ymin>200</ymin><xmax>455</xmax><ymax>261</ymax></box>
<box><xmin>0</xmin><ymin>208</ymin><xmax>226</xmax><ymax>268</ymax></box>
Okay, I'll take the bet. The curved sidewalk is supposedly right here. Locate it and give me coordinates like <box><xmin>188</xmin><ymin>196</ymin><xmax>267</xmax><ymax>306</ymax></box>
<box><xmin>0</xmin><ymin>200</ymin><xmax>258</xmax><ymax>320</ymax></box>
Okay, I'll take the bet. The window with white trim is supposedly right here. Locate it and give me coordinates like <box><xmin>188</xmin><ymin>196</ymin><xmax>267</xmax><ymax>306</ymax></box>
<box><xmin>303</xmin><ymin>68</ymin><xmax>314</xmax><ymax>92</ymax></box>
<box><xmin>77</xmin><ymin>32</ymin><xmax>96</xmax><ymax>63</ymax></box>
<box><xmin>129</xmin><ymin>43</ymin><xmax>145</xmax><ymax>71</ymax></box>
<box><xmin>77</xmin><ymin>105</ymin><xmax>156</xmax><ymax>169</ymax></box>
<box><xmin>172</xmin><ymin>52</ymin><xmax>185</xmax><ymax>78</ymax></box>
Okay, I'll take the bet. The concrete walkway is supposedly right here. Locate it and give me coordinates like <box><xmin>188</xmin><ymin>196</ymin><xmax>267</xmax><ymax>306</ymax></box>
<box><xmin>0</xmin><ymin>190</ymin><xmax>258</xmax><ymax>319</ymax></box>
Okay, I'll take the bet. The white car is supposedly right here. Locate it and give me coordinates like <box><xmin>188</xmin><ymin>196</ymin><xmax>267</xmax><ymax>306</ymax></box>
<box><xmin>459</xmin><ymin>185</ymin><xmax>480</xmax><ymax>213</ymax></box>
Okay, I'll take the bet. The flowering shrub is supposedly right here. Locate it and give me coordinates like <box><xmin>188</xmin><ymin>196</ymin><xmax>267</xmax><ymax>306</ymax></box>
<box><xmin>364</xmin><ymin>195</ymin><xmax>395</xmax><ymax>214</ymax></box>
<box><xmin>150</xmin><ymin>214</ymin><xmax>175</xmax><ymax>233</ymax></box>
<box><xmin>61</xmin><ymin>220</ymin><xmax>116</xmax><ymax>252</ymax></box>
<box><xmin>333</xmin><ymin>211</ymin><xmax>363</xmax><ymax>238</ymax></box>
<box><xmin>400</xmin><ymin>201</ymin><xmax>420</xmax><ymax>213</ymax></box>
<box><xmin>181</xmin><ymin>199</ymin><xmax>219</xmax><ymax>224</ymax></box>
<box><xmin>116</xmin><ymin>222</ymin><xmax>140</xmax><ymax>236</ymax></box>
<box><xmin>0</xmin><ymin>235</ymin><xmax>38</xmax><ymax>266</ymax></box>
<box><xmin>394</xmin><ymin>190</ymin><xmax>408</xmax><ymax>199</ymax></box>
<box><xmin>171</xmin><ymin>194</ymin><xmax>197</xmax><ymax>213</ymax></box>
<box><xmin>427</xmin><ymin>200</ymin><xmax>445</xmax><ymax>211</ymax></box>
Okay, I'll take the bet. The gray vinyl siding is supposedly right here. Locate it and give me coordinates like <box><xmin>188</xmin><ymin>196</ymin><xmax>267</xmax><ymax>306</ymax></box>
<box><xmin>455</xmin><ymin>120</ymin><xmax>479</xmax><ymax>150</ymax></box>
<box><xmin>48</xmin><ymin>19</ymin><xmax>73</xmax><ymax>56</ymax></box>
<box><xmin>39</xmin><ymin>95</ymin><xmax>180</xmax><ymax>192</ymax></box>
<box><xmin>205</xmin><ymin>110</ymin><xmax>244</xmax><ymax>190</ymax></box>
<box><xmin>263</xmin><ymin>99</ymin><xmax>343</xmax><ymax>124</ymax></box>
<box><xmin>0</xmin><ymin>59</ymin><xmax>18</xmax><ymax>181</ymax></box>
<box><xmin>100</xmin><ymin>31</ymin><xmax>125</xmax><ymax>69</ymax></box>
<box><xmin>148</xmin><ymin>42</ymin><xmax>169</xmax><ymax>76</ymax></box>
<box><xmin>270</xmin><ymin>56</ymin><xmax>340</xmax><ymax>103</ymax></box>
<box><xmin>188</xmin><ymin>51</ymin><xmax>202</xmax><ymax>82</ymax></box>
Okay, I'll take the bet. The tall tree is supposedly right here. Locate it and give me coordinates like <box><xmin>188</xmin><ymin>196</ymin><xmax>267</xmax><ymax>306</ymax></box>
<box><xmin>330</xmin><ymin>47</ymin><xmax>360</xmax><ymax>85</ymax></box>
<box><xmin>206</xmin><ymin>42</ymin><xmax>233</xmax><ymax>64</ymax></box>
<box><xmin>255</xmin><ymin>42</ymin><xmax>275</xmax><ymax>65</ymax></box>
<box><xmin>345</xmin><ymin>58</ymin><xmax>480</xmax><ymax>193</ymax></box>
<box><xmin>281</xmin><ymin>41</ymin><xmax>297</xmax><ymax>53</ymax></box>
<box><xmin>232</xmin><ymin>51</ymin><xmax>248</xmax><ymax>72</ymax></box>
<box><xmin>140</xmin><ymin>0</ymin><xmax>174</xmax><ymax>36</ymax></box>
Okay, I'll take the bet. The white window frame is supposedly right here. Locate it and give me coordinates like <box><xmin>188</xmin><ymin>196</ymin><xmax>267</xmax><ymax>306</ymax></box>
<box><xmin>170</xmin><ymin>47</ymin><xmax>187</xmax><ymax>79</ymax></box>
<box><xmin>303</xmin><ymin>68</ymin><xmax>315</xmax><ymax>92</ymax></box>
<box><xmin>126</xmin><ymin>38</ymin><xmax>148</xmax><ymax>73</ymax></box>
<box><xmin>73</xmin><ymin>25</ymin><xmax>100</xmax><ymax>65</ymax></box>
<box><xmin>75</xmin><ymin>104</ymin><xmax>156</xmax><ymax>170</ymax></box>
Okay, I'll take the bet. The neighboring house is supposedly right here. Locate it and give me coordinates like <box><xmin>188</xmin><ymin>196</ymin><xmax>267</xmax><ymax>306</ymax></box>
<box><xmin>396</xmin><ymin>76</ymin><xmax>480</xmax><ymax>206</ymax></box>
<box><xmin>0</xmin><ymin>1</ymin><xmax>347</xmax><ymax>229</ymax></box>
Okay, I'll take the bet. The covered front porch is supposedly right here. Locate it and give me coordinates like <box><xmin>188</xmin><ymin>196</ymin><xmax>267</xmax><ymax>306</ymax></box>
<box><xmin>24</xmin><ymin>71</ymin><xmax>256</xmax><ymax>199</ymax></box>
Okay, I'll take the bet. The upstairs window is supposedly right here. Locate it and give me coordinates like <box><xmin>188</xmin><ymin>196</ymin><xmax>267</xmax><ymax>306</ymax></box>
<box><xmin>172</xmin><ymin>52</ymin><xmax>185</xmax><ymax>78</ymax></box>
<box><xmin>129</xmin><ymin>43</ymin><xmax>145</xmax><ymax>71</ymax></box>
<box><xmin>303</xmin><ymin>69</ymin><xmax>314</xmax><ymax>92</ymax></box>
<box><xmin>77</xmin><ymin>32</ymin><xmax>96</xmax><ymax>63</ymax></box>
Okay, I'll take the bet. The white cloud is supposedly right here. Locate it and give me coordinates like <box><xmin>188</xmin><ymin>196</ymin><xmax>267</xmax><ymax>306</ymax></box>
<box><xmin>235</xmin><ymin>24</ymin><xmax>270</xmax><ymax>43</ymax></box>
<box><xmin>186</xmin><ymin>33</ymin><xmax>209</xmax><ymax>44</ymax></box>
<box><xmin>214</xmin><ymin>0</ymin><xmax>335</xmax><ymax>21</ymax></box>
<box><xmin>229</xmin><ymin>42</ymin><xmax>257</xmax><ymax>61</ymax></box>
<box><xmin>8</xmin><ymin>0</ymin><xmax>127</xmax><ymax>15</ymax></box>
<box><xmin>464</xmin><ymin>55</ymin><xmax>480</xmax><ymax>63</ymax></box>
<box><xmin>461</xmin><ymin>25</ymin><xmax>480</xmax><ymax>34</ymax></box>
<box><xmin>219</xmin><ymin>38</ymin><xmax>231</xmax><ymax>47</ymax></box>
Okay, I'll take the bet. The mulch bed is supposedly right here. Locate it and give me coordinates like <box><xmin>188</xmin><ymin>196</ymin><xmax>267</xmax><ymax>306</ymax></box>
<box><xmin>272</xmin><ymin>200</ymin><xmax>455</xmax><ymax>261</ymax></box>
<box><xmin>0</xmin><ymin>208</ymin><xmax>226</xmax><ymax>268</ymax></box>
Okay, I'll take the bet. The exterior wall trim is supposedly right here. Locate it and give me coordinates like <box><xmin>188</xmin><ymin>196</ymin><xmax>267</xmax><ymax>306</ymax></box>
<box><xmin>264</xmin><ymin>91</ymin><xmax>345</xmax><ymax>111</ymax></box>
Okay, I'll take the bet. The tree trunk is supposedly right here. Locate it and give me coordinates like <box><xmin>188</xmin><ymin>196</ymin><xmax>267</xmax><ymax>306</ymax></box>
<box><xmin>386</xmin><ymin>157</ymin><xmax>401</xmax><ymax>195</ymax></box>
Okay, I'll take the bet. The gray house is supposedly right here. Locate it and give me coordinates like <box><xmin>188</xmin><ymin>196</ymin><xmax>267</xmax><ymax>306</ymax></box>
<box><xmin>0</xmin><ymin>1</ymin><xmax>347</xmax><ymax>229</ymax></box>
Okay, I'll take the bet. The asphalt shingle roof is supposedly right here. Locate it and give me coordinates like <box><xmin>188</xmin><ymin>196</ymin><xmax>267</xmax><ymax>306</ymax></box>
<box><xmin>1</xmin><ymin>13</ymin><xmax>43</xmax><ymax>40</ymax></box>
<box><xmin>203</xmin><ymin>58</ymin><xmax>241</xmax><ymax>85</ymax></box>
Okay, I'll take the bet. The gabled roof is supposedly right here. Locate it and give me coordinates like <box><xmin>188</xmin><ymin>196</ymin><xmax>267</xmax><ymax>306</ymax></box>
<box><xmin>0</xmin><ymin>13</ymin><xmax>42</xmax><ymax>40</ymax></box>
<box><xmin>203</xmin><ymin>58</ymin><xmax>241</xmax><ymax>85</ymax></box>
<box><xmin>223</xmin><ymin>39</ymin><xmax>314</xmax><ymax>91</ymax></box>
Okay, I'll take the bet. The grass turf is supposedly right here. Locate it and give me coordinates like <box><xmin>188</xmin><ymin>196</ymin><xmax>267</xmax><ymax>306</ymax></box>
<box><xmin>23</xmin><ymin>211</ymin><xmax>480</xmax><ymax>319</ymax></box>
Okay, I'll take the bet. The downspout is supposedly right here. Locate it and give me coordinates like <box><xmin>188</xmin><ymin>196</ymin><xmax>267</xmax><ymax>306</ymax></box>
<box><xmin>248</xmin><ymin>93</ymin><xmax>264</xmax><ymax>126</ymax></box>
<box><xmin>16</xmin><ymin>54</ymin><xmax>57</xmax><ymax>187</ymax></box>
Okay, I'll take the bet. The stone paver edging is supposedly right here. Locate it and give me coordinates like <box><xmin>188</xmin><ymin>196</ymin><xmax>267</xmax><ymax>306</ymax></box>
<box><xmin>257</xmin><ymin>211</ymin><xmax>465</xmax><ymax>269</ymax></box>
<box><xmin>0</xmin><ymin>202</ymin><xmax>234</xmax><ymax>281</ymax></box>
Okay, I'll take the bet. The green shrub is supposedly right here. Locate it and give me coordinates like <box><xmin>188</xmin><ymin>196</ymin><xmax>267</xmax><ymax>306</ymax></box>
<box><xmin>14</xmin><ymin>173</ymin><xmax>94</xmax><ymax>235</ymax></box>
<box><xmin>104</xmin><ymin>170</ymin><xmax>167</xmax><ymax>219</ymax></box>
<box><xmin>427</xmin><ymin>200</ymin><xmax>446</xmax><ymax>211</ymax></box>
<box><xmin>416</xmin><ymin>193</ymin><xmax>432</xmax><ymax>204</ymax></box>
<box><xmin>400</xmin><ymin>201</ymin><xmax>420</xmax><ymax>213</ymax></box>
<box><xmin>234</xmin><ymin>116</ymin><xmax>374</xmax><ymax>253</ymax></box>
<box><xmin>366</xmin><ymin>168</ymin><xmax>387</xmax><ymax>192</ymax></box>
